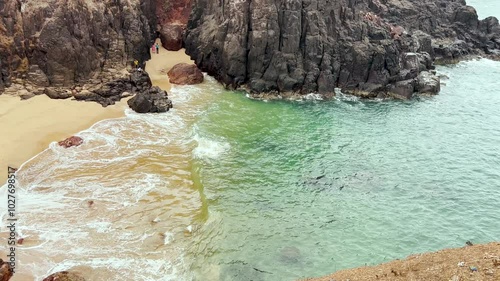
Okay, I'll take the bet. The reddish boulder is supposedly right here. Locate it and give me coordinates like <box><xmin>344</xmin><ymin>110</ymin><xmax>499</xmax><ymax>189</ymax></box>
<box><xmin>160</xmin><ymin>24</ymin><xmax>184</xmax><ymax>51</ymax></box>
<box><xmin>0</xmin><ymin>259</ymin><xmax>13</xmax><ymax>281</ymax></box>
<box><xmin>43</xmin><ymin>271</ymin><xmax>85</xmax><ymax>281</ymax></box>
<box><xmin>167</xmin><ymin>63</ymin><xmax>204</xmax><ymax>85</ymax></box>
<box><xmin>58</xmin><ymin>136</ymin><xmax>83</xmax><ymax>148</ymax></box>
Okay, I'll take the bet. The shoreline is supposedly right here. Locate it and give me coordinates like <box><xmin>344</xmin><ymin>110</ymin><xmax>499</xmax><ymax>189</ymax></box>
<box><xmin>0</xmin><ymin>44</ymin><xmax>192</xmax><ymax>185</ymax></box>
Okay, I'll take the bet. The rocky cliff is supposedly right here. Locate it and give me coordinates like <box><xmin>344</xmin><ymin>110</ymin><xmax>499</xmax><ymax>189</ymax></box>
<box><xmin>156</xmin><ymin>0</ymin><xmax>192</xmax><ymax>50</ymax></box>
<box><xmin>0</xmin><ymin>0</ymin><xmax>156</xmax><ymax>103</ymax></box>
<box><xmin>184</xmin><ymin>0</ymin><xmax>500</xmax><ymax>98</ymax></box>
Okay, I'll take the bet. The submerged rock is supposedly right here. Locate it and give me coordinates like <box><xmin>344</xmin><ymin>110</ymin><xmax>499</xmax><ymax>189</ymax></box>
<box><xmin>43</xmin><ymin>271</ymin><xmax>86</xmax><ymax>281</ymax></box>
<box><xmin>58</xmin><ymin>136</ymin><xmax>83</xmax><ymax>148</ymax></box>
<box><xmin>167</xmin><ymin>63</ymin><xmax>204</xmax><ymax>85</ymax></box>
<box><xmin>127</xmin><ymin>86</ymin><xmax>173</xmax><ymax>113</ymax></box>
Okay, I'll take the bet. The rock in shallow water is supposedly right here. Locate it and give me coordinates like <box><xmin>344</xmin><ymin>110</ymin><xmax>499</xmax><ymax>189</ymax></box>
<box><xmin>127</xmin><ymin>86</ymin><xmax>173</xmax><ymax>113</ymax></box>
<box><xmin>167</xmin><ymin>63</ymin><xmax>204</xmax><ymax>85</ymax></box>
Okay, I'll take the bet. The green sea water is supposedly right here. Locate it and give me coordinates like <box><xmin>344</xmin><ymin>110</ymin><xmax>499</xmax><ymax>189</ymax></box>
<box><xmin>188</xmin><ymin>59</ymin><xmax>500</xmax><ymax>280</ymax></box>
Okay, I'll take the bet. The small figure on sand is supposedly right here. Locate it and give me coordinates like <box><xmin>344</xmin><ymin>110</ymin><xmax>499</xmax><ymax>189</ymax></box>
<box><xmin>134</xmin><ymin>59</ymin><xmax>139</xmax><ymax>69</ymax></box>
<box><xmin>155</xmin><ymin>42</ymin><xmax>160</xmax><ymax>54</ymax></box>
<box><xmin>151</xmin><ymin>43</ymin><xmax>155</xmax><ymax>53</ymax></box>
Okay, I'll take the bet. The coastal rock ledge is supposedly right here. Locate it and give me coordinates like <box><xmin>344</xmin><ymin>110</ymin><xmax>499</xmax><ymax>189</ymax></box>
<box><xmin>184</xmin><ymin>0</ymin><xmax>500</xmax><ymax>99</ymax></box>
<box><xmin>127</xmin><ymin>86</ymin><xmax>173</xmax><ymax>113</ymax></box>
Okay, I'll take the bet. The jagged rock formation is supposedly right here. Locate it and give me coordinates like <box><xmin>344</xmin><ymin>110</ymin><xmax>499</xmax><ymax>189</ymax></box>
<box><xmin>184</xmin><ymin>0</ymin><xmax>500</xmax><ymax>98</ymax></box>
<box><xmin>0</xmin><ymin>0</ymin><xmax>156</xmax><ymax>96</ymax></box>
<box><xmin>156</xmin><ymin>0</ymin><xmax>192</xmax><ymax>50</ymax></box>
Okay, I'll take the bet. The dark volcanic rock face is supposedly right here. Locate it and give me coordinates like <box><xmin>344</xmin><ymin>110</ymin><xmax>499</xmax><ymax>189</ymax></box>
<box><xmin>0</xmin><ymin>0</ymin><xmax>156</xmax><ymax>89</ymax></box>
<box><xmin>184</xmin><ymin>0</ymin><xmax>500</xmax><ymax>98</ymax></box>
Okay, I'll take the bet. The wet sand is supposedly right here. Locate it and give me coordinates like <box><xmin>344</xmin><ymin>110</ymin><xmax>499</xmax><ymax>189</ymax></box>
<box><xmin>0</xmin><ymin>44</ymin><xmax>193</xmax><ymax>185</ymax></box>
<box><xmin>146</xmin><ymin>43</ymin><xmax>194</xmax><ymax>89</ymax></box>
<box><xmin>0</xmin><ymin>95</ymin><xmax>128</xmax><ymax>183</ymax></box>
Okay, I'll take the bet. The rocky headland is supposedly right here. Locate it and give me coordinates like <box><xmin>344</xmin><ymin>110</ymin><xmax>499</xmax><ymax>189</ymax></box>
<box><xmin>184</xmin><ymin>0</ymin><xmax>500</xmax><ymax>99</ymax></box>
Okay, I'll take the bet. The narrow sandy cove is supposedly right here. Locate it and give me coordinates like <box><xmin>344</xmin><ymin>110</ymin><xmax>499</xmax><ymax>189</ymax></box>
<box><xmin>0</xmin><ymin>44</ymin><xmax>193</xmax><ymax>184</ymax></box>
<box><xmin>0</xmin><ymin>95</ymin><xmax>128</xmax><ymax>183</ymax></box>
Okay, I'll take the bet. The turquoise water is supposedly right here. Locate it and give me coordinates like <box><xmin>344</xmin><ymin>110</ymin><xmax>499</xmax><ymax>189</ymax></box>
<box><xmin>188</xmin><ymin>59</ymin><xmax>500</xmax><ymax>280</ymax></box>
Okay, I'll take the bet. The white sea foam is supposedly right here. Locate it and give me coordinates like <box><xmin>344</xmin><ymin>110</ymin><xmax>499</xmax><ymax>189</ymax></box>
<box><xmin>193</xmin><ymin>133</ymin><xmax>230</xmax><ymax>160</ymax></box>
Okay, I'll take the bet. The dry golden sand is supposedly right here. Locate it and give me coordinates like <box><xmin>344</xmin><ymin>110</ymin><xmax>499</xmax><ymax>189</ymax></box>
<box><xmin>303</xmin><ymin>242</ymin><xmax>500</xmax><ymax>281</ymax></box>
<box><xmin>0</xmin><ymin>44</ymin><xmax>192</xmax><ymax>185</ymax></box>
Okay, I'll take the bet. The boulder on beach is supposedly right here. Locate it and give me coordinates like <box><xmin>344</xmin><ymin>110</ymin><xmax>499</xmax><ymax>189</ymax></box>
<box><xmin>58</xmin><ymin>136</ymin><xmax>83</xmax><ymax>148</ymax></box>
<box><xmin>127</xmin><ymin>86</ymin><xmax>173</xmax><ymax>113</ymax></box>
<box><xmin>43</xmin><ymin>271</ymin><xmax>86</xmax><ymax>281</ymax></box>
<box><xmin>167</xmin><ymin>63</ymin><xmax>204</xmax><ymax>85</ymax></box>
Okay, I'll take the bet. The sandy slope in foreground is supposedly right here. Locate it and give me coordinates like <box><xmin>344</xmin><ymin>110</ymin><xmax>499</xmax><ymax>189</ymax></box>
<box><xmin>303</xmin><ymin>242</ymin><xmax>500</xmax><ymax>281</ymax></box>
<box><xmin>0</xmin><ymin>44</ymin><xmax>192</xmax><ymax>185</ymax></box>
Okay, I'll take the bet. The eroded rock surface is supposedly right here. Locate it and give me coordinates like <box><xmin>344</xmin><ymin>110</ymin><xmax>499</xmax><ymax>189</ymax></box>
<box><xmin>0</xmin><ymin>0</ymin><xmax>156</xmax><ymax>96</ymax></box>
<box><xmin>184</xmin><ymin>0</ymin><xmax>500</xmax><ymax>98</ymax></box>
<box><xmin>43</xmin><ymin>271</ymin><xmax>85</xmax><ymax>281</ymax></box>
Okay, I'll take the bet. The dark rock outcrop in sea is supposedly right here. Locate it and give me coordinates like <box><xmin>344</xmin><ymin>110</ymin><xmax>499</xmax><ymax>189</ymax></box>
<box><xmin>127</xmin><ymin>86</ymin><xmax>173</xmax><ymax>113</ymax></box>
<box><xmin>0</xmin><ymin>0</ymin><xmax>156</xmax><ymax>102</ymax></box>
<box><xmin>167</xmin><ymin>63</ymin><xmax>204</xmax><ymax>84</ymax></box>
<box><xmin>184</xmin><ymin>0</ymin><xmax>500</xmax><ymax>99</ymax></box>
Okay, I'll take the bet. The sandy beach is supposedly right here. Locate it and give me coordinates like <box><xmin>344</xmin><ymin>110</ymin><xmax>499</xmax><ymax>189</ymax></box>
<box><xmin>0</xmin><ymin>95</ymin><xmax>128</xmax><ymax>183</ymax></box>
<box><xmin>0</xmin><ymin>43</ymin><xmax>193</xmax><ymax>184</ymax></box>
<box><xmin>146</xmin><ymin>43</ymin><xmax>194</xmax><ymax>89</ymax></box>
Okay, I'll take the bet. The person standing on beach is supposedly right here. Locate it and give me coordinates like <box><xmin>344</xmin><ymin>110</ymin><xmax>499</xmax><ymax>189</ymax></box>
<box><xmin>155</xmin><ymin>42</ymin><xmax>160</xmax><ymax>54</ymax></box>
<box><xmin>151</xmin><ymin>43</ymin><xmax>155</xmax><ymax>53</ymax></box>
<box><xmin>134</xmin><ymin>59</ymin><xmax>139</xmax><ymax>69</ymax></box>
